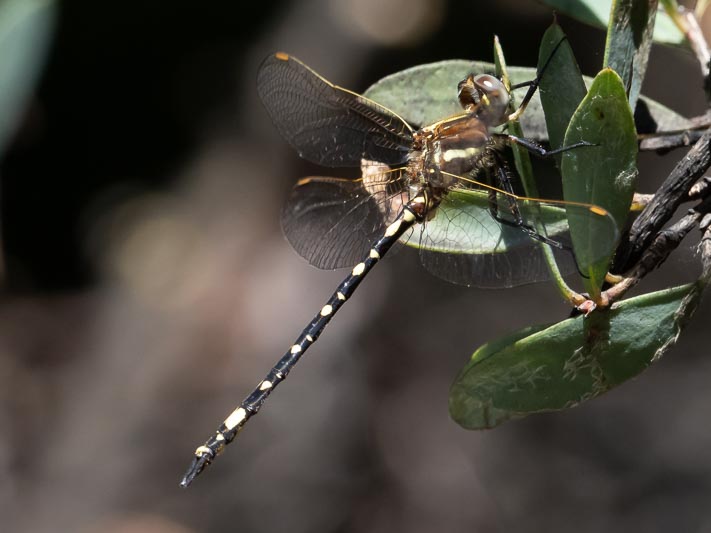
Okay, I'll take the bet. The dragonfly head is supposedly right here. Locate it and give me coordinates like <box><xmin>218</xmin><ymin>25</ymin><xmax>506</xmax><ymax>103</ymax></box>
<box><xmin>458</xmin><ymin>74</ymin><xmax>510</xmax><ymax>127</ymax></box>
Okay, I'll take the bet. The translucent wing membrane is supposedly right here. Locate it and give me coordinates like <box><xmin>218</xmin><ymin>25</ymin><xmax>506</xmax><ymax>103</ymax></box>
<box><xmin>257</xmin><ymin>53</ymin><xmax>414</xmax><ymax>167</ymax></box>
<box><xmin>261</xmin><ymin>53</ymin><xmax>620</xmax><ymax>287</ymax></box>
<box><xmin>282</xmin><ymin>168</ymin><xmax>411</xmax><ymax>269</ymax></box>
<box><xmin>181</xmin><ymin>51</ymin><xmax>625</xmax><ymax>487</ymax></box>
<box><xmin>410</xmin><ymin>186</ymin><xmax>619</xmax><ymax>288</ymax></box>
<box><xmin>284</xmin><ymin>168</ymin><xmax>618</xmax><ymax>287</ymax></box>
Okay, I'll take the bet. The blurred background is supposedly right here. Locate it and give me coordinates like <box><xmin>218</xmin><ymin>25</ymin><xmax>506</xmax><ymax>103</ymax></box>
<box><xmin>1</xmin><ymin>1</ymin><xmax>711</xmax><ymax>532</ymax></box>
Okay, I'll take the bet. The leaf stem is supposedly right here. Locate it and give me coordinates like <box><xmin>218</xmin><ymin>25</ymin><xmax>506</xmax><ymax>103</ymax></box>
<box><xmin>493</xmin><ymin>36</ymin><xmax>581</xmax><ymax>305</ymax></box>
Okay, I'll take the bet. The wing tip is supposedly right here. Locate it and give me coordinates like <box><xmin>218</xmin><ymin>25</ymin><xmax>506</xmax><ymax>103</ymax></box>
<box><xmin>589</xmin><ymin>205</ymin><xmax>609</xmax><ymax>217</ymax></box>
<box><xmin>275</xmin><ymin>51</ymin><xmax>290</xmax><ymax>61</ymax></box>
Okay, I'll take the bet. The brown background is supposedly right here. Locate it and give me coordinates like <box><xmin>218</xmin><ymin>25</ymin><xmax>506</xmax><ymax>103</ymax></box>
<box><xmin>1</xmin><ymin>1</ymin><xmax>710</xmax><ymax>532</ymax></box>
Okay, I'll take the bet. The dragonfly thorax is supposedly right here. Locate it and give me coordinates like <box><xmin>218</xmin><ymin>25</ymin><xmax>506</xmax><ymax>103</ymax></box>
<box><xmin>411</xmin><ymin>113</ymin><xmax>494</xmax><ymax>189</ymax></box>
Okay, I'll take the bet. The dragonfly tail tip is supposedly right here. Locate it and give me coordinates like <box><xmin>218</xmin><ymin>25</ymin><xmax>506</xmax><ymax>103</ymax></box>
<box><xmin>180</xmin><ymin>454</ymin><xmax>211</xmax><ymax>488</ymax></box>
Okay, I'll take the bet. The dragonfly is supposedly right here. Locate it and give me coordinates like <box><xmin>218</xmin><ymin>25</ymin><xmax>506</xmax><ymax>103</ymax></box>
<box><xmin>180</xmin><ymin>45</ymin><xmax>618</xmax><ymax>487</ymax></box>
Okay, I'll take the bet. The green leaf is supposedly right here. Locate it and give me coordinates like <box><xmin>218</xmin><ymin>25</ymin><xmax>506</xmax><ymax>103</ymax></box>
<box><xmin>363</xmin><ymin>60</ymin><xmax>691</xmax><ymax>142</ymax></box>
<box><xmin>449</xmin><ymin>283</ymin><xmax>702</xmax><ymax>430</ymax></box>
<box><xmin>493</xmin><ymin>36</ymin><xmax>538</xmax><ymax>198</ymax></box>
<box><xmin>561</xmin><ymin>69</ymin><xmax>637</xmax><ymax>299</ymax></box>
<box><xmin>537</xmin><ymin>23</ymin><xmax>587</xmax><ymax>167</ymax></box>
<box><xmin>364</xmin><ymin>60</ymin><xmax>550</xmax><ymax>136</ymax></box>
<box><xmin>540</xmin><ymin>0</ymin><xmax>685</xmax><ymax>46</ymax></box>
<box><xmin>604</xmin><ymin>0</ymin><xmax>658</xmax><ymax>109</ymax></box>
<box><xmin>0</xmin><ymin>0</ymin><xmax>56</xmax><ymax>155</ymax></box>
<box><xmin>402</xmin><ymin>184</ymin><xmax>570</xmax><ymax>256</ymax></box>
<box><xmin>494</xmin><ymin>36</ymin><xmax>572</xmax><ymax>296</ymax></box>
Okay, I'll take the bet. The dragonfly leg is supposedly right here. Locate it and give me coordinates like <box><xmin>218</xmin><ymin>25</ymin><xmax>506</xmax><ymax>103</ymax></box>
<box><xmin>486</xmin><ymin>162</ymin><xmax>569</xmax><ymax>250</ymax></box>
<box><xmin>507</xmin><ymin>36</ymin><xmax>568</xmax><ymax>121</ymax></box>
<box><xmin>495</xmin><ymin>133</ymin><xmax>594</xmax><ymax>158</ymax></box>
<box><xmin>490</xmin><ymin>161</ymin><xmax>592</xmax><ymax>279</ymax></box>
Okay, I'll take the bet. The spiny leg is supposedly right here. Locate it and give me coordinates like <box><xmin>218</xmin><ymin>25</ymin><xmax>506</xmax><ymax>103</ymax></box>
<box><xmin>180</xmin><ymin>196</ymin><xmax>427</xmax><ymax>488</ymax></box>
<box><xmin>488</xmin><ymin>159</ymin><xmax>589</xmax><ymax>277</ymax></box>
<box><xmin>507</xmin><ymin>36</ymin><xmax>568</xmax><ymax>121</ymax></box>
<box><xmin>495</xmin><ymin>133</ymin><xmax>594</xmax><ymax>158</ymax></box>
<box><xmin>490</xmin><ymin>206</ymin><xmax>566</xmax><ymax>249</ymax></box>
<box><xmin>487</xmin><ymin>159</ymin><xmax>567</xmax><ymax>250</ymax></box>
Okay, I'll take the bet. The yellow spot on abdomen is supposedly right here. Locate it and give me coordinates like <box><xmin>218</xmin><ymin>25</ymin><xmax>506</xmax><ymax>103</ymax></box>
<box><xmin>260</xmin><ymin>380</ymin><xmax>273</xmax><ymax>390</ymax></box>
<box><xmin>369</xmin><ymin>249</ymin><xmax>380</xmax><ymax>259</ymax></box>
<box><xmin>384</xmin><ymin>219</ymin><xmax>402</xmax><ymax>237</ymax></box>
<box><xmin>290</xmin><ymin>344</ymin><xmax>302</xmax><ymax>354</ymax></box>
<box><xmin>321</xmin><ymin>304</ymin><xmax>333</xmax><ymax>316</ymax></box>
<box><xmin>224</xmin><ymin>407</ymin><xmax>247</xmax><ymax>430</ymax></box>
<box><xmin>195</xmin><ymin>445</ymin><xmax>212</xmax><ymax>456</ymax></box>
<box><xmin>352</xmin><ymin>262</ymin><xmax>366</xmax><ymax>276</ymax></box>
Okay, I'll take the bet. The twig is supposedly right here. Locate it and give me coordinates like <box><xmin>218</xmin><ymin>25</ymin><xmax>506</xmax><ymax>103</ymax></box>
<box><xmin>638</xmin><ymin>112</ymin><xmax>711</xmax><ymax>151</ymax></box>
<box><xmin>662</xmin><ymin>2</ymin><xmax>711</xmax><ymax>96</ymax></box>
<box><xmin>603</xmin><ymin>196</ymin><xmax>711</xmax><ymax>304</ymax></box>
<box><xmin>700</xmin><ymin>213</ymin><xmax>711</xmax><ymax>283</ymax></box>
<box><xmin>632</xmin><ymin>192</ymin><xmax>655</xmax><ymax>210</ymax></box>
<box><xmin>614</xmin><ymin>129</ymin><xmax>711</xmax><ymax>272</ymax></box>
<box><xmin>687</xmin><ymin>111</ymin><xmax>711</xmax><ymax>129</ymax></box>
<box><xmin>639</xmin><ymin>129</ymin><xmax>705</xmax><ymax>151</ymax></box>
<box><xmin>689</xmin><ymin>176</ymin><xmax>711</xmax><ymax>200</ymax></box>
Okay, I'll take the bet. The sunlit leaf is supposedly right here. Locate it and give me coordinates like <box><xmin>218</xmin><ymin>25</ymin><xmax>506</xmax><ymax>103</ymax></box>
<box><xmin>561</xmin><ymin>69</ymin><xmax>638</xmax><ymax>300</ymax></box>
<box><xmin>537</xmin><ymin>22</ymin><xmax>587</xmax><ymax>167</ymax></box>
<box><xmin>604</xmin><ymin>0</ymin><xmax>658</xmax><ymax>108</ymax></box>
<box><xmin>364</xmin><ymin>60</ymin><xmax>691</xmax><ymax>141</ymax></box>
<box><xmin>450</xmin><ymin>283</ymin><xmax>702</xmax><ymax>429</ymax></box>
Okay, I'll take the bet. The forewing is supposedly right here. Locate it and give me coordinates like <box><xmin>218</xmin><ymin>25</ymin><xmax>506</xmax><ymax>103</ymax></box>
<box><xmin>258</xmin><ymin>53</ymin><xmax>413</xmax><ymax>167</ymax></box>
<box><xmin>282</xmin><ymin>170</ymin><xmax>410</xmax><ymax>270</ymax></box>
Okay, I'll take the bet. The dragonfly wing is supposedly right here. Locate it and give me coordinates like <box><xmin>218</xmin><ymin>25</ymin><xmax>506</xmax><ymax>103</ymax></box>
<box><xmin>258</xmin><ymin>53</ymin><xmax>413</xmax><ymax>167</ymax></box>
<box><xmin>413</xmin><ymin>189</ymin><xmax>617</xmax><ymax>288</ymax></box>
<box><xmin>282</xmin><ymin>172</ymin><xmax>410</xmax><ymax>270</ymax></box>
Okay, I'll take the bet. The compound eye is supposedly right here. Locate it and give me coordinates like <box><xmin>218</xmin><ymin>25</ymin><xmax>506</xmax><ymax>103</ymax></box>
<box><xmin>472</xmin><ymin>74</ymin><xmax>505</xmax><ymax>96</ymax></box>
<box><xmin>472</xmin><ymin>74</ymin><xmax>509</xmax><ymax>108</ymax></box>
